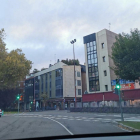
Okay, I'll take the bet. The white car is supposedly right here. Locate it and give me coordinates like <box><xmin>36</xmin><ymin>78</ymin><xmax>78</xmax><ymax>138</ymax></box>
<box><xmin>0</xmin><ymin>109</ymin><xmax>2</xmax><ymax>117</ymax></box>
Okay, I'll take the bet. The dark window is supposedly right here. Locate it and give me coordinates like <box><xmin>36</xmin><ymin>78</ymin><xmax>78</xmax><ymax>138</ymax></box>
<box><xmin>77</xmin><ymin>80</ymin><xmax>81</xmax><ymax>86</ymax></box>
<box><xmin>50</xmin><ymin>82</ymin><xmax>51</xmax><ymax>88</ymax></box>
<box><xmin>105</xmin><ymin>85</ymin><xmax>108</xmax><ymax>91</ymax></box>
<box><xmin>104</xmin><ymin>70</ymin><xmax>107</xmax><ymax>76</ymax></box>
<box><xmin>50</xmin><ymin>91</ymin><xmax>51</xmax><ymax>97</ymax></box>
<box><xmin>78</xmin><ymin>89</ymin><xmax>81</xmax><ymax>95</ymax></box>
<box><xmin>102</xmin><ymin>43</ymin><xmax>104</xmax><ymax>48</ymax></box>
<box><xmin>103</xmin><ymin>56</ymin><xmax>105</xmax><ymax>62</ymax></box>
<box><xmin>87</xmin><ymin>40</ymin><xmax>100</xmax><ymax>92</ymax></box>
<box><xmin>77</xmin><ymin>71</ymin><xmax>80</xmax><ymax>77</ymax></box>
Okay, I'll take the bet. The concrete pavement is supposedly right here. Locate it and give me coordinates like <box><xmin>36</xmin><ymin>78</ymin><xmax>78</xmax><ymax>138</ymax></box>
<box><xmin>0</xmin><ymin>110</ymin><xmax>137</xmax><ymax>139</ymax></box>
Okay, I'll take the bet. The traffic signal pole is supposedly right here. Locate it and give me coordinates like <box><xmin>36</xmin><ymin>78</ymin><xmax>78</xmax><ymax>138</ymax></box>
<box><xmin>118</xmin><ymin>86</ymin><xmax>124</xmax><ymax>122</ymax></box>
<box><xmin>18</xmin><ymin>94</ymin><xmax>19</xmax><ymax>114</ymax></box>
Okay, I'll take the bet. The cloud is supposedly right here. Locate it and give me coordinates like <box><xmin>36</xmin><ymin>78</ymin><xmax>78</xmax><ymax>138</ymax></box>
<box><xmin>0</xmin><ymin>0</ymin><xmax>140</xmax><ymax>72</ymax></box>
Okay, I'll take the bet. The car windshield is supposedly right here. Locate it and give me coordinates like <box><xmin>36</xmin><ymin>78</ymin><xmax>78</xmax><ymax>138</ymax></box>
<box><xmin>0</xmin><ymin>0</ymin><xmax>140</xmax><ymax>139</ymax></box>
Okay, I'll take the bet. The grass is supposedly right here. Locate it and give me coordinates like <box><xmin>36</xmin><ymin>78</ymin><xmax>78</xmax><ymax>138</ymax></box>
<box><xmin>3</xmin><ymin>111</ymin><xmax>22</xmax><ymax>114</ymax></box>
<box><xmin>118</xmin><ymin>121</ymin><xmax>140</xmax><ymax>130</ymax></box>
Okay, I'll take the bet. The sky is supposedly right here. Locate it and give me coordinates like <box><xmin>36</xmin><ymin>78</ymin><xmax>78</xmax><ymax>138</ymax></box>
<box><xmin>1</xmin><ymin>0</ymin><xmax>140</xmax><ymax>72</ymax></box>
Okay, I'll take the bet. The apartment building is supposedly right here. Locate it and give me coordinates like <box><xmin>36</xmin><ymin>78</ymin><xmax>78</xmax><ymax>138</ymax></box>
<box><xmin>24</xmin><ymin>61</ymin><xmax>84</xmax><ymax>110</ymax></box>
<box><xmin>83</xmin><ymin>29</ymin><xmax>118</xmax><ymax>93</ymax></box>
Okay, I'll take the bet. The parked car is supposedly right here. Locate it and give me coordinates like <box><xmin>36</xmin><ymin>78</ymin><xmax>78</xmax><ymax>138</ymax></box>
<box><xmin>0</xmin><ymin>109</ymin><xmax>2</xmax><ymax>117</ymax></box>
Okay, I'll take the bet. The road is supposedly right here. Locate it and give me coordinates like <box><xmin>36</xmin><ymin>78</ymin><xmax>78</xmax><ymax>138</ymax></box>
<box><xmin>1</xmin><ymin>110</ymin><xmax>139</xmax><ymax>139</ymax></box>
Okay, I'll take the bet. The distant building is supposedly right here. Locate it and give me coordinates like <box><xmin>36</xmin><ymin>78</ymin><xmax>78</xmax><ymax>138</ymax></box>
<box><xmin>24</xmin><ymin>61</ymin><xmax>85</xmax><ymax>110</ymax></box>
<box><xmin>83</xmin><ymin>29</ymin><xmax>118</xmax><ymax>93</ymax></box>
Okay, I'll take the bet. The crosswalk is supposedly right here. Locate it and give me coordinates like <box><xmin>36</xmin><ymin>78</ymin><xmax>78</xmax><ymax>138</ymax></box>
<box><xmin>3</xmin><ymin>113</ymin><xmax>140</xmax><ymax>122</ymax></box>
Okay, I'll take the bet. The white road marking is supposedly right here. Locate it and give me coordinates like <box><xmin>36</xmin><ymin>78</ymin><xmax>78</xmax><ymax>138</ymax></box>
<box><xmin>93</xmin><ymin>120</ymin><xmax>99</xmax><ymax>122</ymax></box>
<box><xmin>44</xmin><ymin>117</ymin><xmax>73</xmax><ymax>135</ymax></box>
<box><xmin>89</xmin><ymin>118</ymin><xmax>94</xmax><ymax>119</ymax></box>
<box><xmin>55</xmin><ymin>118</ymin><xmax>61</xmax><ymax>119</ymax></box>
<box><xmin>76</xmin><ymin>119</ymin><xmax>82</xmax><ymax>120</ymax></box>
<box><xmin>63</xmin><ymin>116</ymin><xmax>68</xmax><ymax>117</ymax></box>
<box><xmin>69</xmin><ymin>116</ymin><xmax>74</xmax><ymax>118</ymax></box>
<box><xmin>68</xmin><ymin>119</ymin><xmax>74</xmax><ymax>120</ymax></box>
<box><xmin>84</xmin><ymin>120</ymin><xmax>90</xmax><ymax>121</ymax></box>
<box><xmin>75</xmin><ymin>117</ymin><xmax>80</xmax><ymax>118</ymax></box>
<box><xmin>62</xmin><ymin>118</ymin><xmax>67</xmax><ymax>119</ymax></box>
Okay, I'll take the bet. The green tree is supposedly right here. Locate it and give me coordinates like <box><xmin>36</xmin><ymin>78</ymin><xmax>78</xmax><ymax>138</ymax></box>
<box><xmin>33</xmin><ymin>68</ymin><xmax>40</xmax><ymax>73</ymax></box>
<box><xmin>111</xmin><ymin>28</ymin><xmax>140</xmax><ymax>81</ymax></box>
<box><xmin>41</xmin><ymin>68</ymin><xmax>46</xmax><ymax>71</ymax></box>
<box><xmin>0</xmin><ymin>28</ymin><xmax>32</xmax><ymax>89</ymax></box>
<box><xmin>61</xmin><ymin>59</ymin><xmax>80</xmax><ymax>65</ymax></box>
<box><xmin>41</xmin><ymin>93</ymin><xmax>48</xmax><ymax>108</ymax></box>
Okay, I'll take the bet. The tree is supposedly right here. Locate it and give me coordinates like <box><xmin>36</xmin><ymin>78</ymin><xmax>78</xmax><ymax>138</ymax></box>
<box><xmin>61</xmin><ymin>59</ymin><xmax>80</xmax><ymax>65</ymax></box>
<box><xmin>41</xmin><ymin>93</ymin><xmax>48</xmax><ymax>108</ymax></box>
<box><xmin>111</xmin><ymin>28</ymin><xmax>140</xmax><ymax>81</ymax></box>
<box><xmin>0</xmin><ymin>88</ymin><xmax>19</xmax><ymax>109</ymax></box>
<box><xmin>41</xmin><ymin>68</ymin><xmax>47</xmax><ymax>71</ymax></box>
<box><xmin>33</xmin><ymin>68</ymin><xmax>40</xmax><ymax>73</ymax></box>
<box><xmin>0</xmin><ymin>28</ymin><xmax>32</xmax><ymax>89</ymax></box>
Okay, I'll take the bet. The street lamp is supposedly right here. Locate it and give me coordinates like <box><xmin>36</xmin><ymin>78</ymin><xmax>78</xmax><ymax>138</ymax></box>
<box><xmin>70</xmin><ymin>39</ymin><xmax>76</xmax><ymax>108</ymax></box>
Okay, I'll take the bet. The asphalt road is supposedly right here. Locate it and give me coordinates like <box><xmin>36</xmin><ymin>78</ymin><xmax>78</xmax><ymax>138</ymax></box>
<box><xmin>0</xmin><ymin>110</ymin><xmax>137</xmax><ymax>139</ymax></box>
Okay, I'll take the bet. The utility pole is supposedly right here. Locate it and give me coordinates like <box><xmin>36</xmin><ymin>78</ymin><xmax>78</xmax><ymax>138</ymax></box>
<box><xmin>18</xmin><ymin>94</ymin><xmax>19</xmax><ymax>114</ymax></box>
<box><xmin>70</xmin><ymin>39</ymin><xmax>77</xmax><ymax>108</ymax></box>
<box><xmin>116</xmin><ymin>79</ymin><xmax>124</xmax><ymax>121</ymax></box>
<box><xmin>119</xmin><ymin>87</ymin><xmax>124</xmax><ymax>121</ymax></box>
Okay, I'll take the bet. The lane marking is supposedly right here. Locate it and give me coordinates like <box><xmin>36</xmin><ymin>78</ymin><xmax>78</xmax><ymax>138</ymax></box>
<box><xmin>68</xmin><ymin>119</ymin><xmax>74</xmax><ymax>120</ymax></box>
<box><xmin>44</xmin><ymin>117</ymin><xmax>73</xmax><ymax>135</ymax></box>
<box><xmin>76</xmin><ymin>119</ymin><xmax>82</xmax><ymax>120</ymax></box>
<box><xmin>84</xmin><ymin>120</ymin><xmax>90</xmax><ymax>121</ymax></box>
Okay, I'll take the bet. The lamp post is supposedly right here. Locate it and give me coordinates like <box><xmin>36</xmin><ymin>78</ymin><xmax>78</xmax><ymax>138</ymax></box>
<box><xmin>34</xmin><ymin>77</ymin><xmax>35</xmax><ymax>111</ymax></box>
<box><xmin>70</xmin><ymin>39</ymin><xmax>76</xmax><ymax>108</ymax></box>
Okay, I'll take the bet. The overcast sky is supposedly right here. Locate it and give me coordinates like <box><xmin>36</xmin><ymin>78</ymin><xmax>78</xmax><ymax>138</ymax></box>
<box><xmin>1</xmin><ymin>0</ymin><xmax>140</xmax><ymax>72</ymax></box>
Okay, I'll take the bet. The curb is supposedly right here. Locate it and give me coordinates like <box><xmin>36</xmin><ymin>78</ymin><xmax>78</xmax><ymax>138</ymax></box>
<box><xmin>111</xmin><ymin>121</ymin><xmax>140</xmax><ymax>132</ymax></box>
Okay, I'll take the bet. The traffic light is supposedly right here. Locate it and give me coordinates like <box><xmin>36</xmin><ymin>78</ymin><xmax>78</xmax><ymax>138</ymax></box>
<box><xmin>116</xmin><ymin>79</ymin><xmax>120</xmax><ymax>89</ymax></box>
<box><xmin>17</xmin><ymin>95</ymin><xmax>20</xmax><ymax>100</ymax></box>
<box><xmin>31</xmin><ymin>102</ymin><xmax>33</xmax><ymax>104</ymax></box>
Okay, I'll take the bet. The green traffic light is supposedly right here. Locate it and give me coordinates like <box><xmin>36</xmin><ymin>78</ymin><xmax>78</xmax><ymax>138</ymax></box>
<box><xmin>17</xmin><ymin>96</ymin><xmax>20</xmax><ymax>99</ymax></box>
<box><xmin>116</xmin><ymin>85</ymin><xmax>120</xmax><ymax>89</ymax></box>
<box><xmin>31</xmin><ymin>102</ymin><xmax>33</xmax><ymax>104</ymax></box>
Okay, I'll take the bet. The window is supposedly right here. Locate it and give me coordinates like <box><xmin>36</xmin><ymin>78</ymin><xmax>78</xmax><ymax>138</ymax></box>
<box><xmin>89</xmin><ymin>42</ymin><xmax>92</xmax><ymax>46</ymax></box>
<box><xmin>102</xmin><ymin>43</ymin><xmax>104</xmax><ymax>48</ymax></box>
<box><xmin>77</xmin><ymin>80</ymin><xmax>81</xmax><ymax>86</ymax></box>
<box><xmin>77</xmin><ymin>71</ymin><xmax>80</xmax><ymax>77</ymax></box>
<box><xmin>104</xmin><ymin>70</ymin><xmax>107</xmax><ymax>76</ymax></box>
<box><xmin>50</xmin><ymin>91</ymin><xmax>51</xmax><ymax>97</ymax></box>
<box><xmin>78</xmin><ymin>89</ymin><xmax>81</xmax><ymax>95</ymax></box>
<box><xmin>105</xmin><ymin>85</ymin><xmax>108</xmax><ymax>91</ymax></box>
<box><xmin>103</xmin><ymin>56</ymin><xmax>105</xmax><ymax>62</ymax></box>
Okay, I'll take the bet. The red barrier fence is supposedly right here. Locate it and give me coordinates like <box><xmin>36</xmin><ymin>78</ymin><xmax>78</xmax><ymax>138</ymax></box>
<box><xmin>82</xmin><ymin>89</ymin><xmax>140</xmax><ymax>102</ymax></box>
